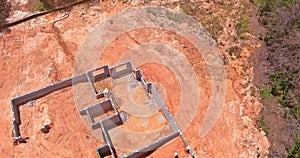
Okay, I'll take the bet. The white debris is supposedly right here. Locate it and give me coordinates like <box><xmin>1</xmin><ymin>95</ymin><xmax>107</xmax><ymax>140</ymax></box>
<box><xmin>26</xmin><ymin>100</ymin><xmax>35</xmax><ymax>107</ymax></box>
<box><xmin>6</xmin><ymin>10</ymin><xmax>30</xmax><ymax>23</ymax></box>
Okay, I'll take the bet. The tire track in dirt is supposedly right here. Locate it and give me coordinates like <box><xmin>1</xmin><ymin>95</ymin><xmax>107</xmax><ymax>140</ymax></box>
<box><xmin>52</xmin><ymin>13</ymin><xmax>74</xmax><ymax>63</ymax></box>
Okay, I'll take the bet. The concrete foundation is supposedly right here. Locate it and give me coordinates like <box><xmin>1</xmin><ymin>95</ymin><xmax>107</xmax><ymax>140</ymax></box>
<box><xmin>10</xmin><ymin>61</ymin><xmax>194</xmax><ymax>158</ymax></box>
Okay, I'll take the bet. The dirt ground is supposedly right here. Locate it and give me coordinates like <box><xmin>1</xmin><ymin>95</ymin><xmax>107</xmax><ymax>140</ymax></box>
<box><xmin>0</xmin><ymin>0</ymin><xmax>270</xmax><ymax>157</ymax></box>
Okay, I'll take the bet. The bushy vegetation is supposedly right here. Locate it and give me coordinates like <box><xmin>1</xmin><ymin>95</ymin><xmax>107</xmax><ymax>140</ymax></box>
<box><xmin>236</xmin><ymin>12</ymin><xmax>250</xmax><ymax>40</ymax></box>
<box><xmin>31</xmin><ymin>1</ymin><xmax>49</xmax><ymax>12</ymax></box>
<box><xmin>270</xmin><ymin>73</ymin><xmax>293</xmax><ymax>107</ymax></box>
<box><xmin>0</xmin><ymin>0</ymin><xmax>10</xmax><ymax>30</ymax></box>
<box><xmin>30</xmin><ymin>0</ymin><xmax>85</xmax><ymax>12</ymax></box>
<box><xmin>179</xmin><ymin>0</ymin><xmax>225</xmax><ymax>40</ymax></box>
<box><xmin>255</xmin><ymin>0</ymin><xmax>300</xmax><ymax>110</ymax></box>
<box><xmin>257</xmin><ymin>0</ymin><xmax>297</xmax><ymax>13</ymax></box>
<box><xmin>259</xmin><ymin>87</ymin><xmax>271</xmax><ymax>100</ymax></box>
<box><xmin>256</xmin><ymin>116</ymin><xmax>270</xmax><ymax>135</ymax></box>
<box><xmin>255</xmin><ymin>0</ymin><xmax>300</xmax><ymax>157</ymax></box>
<box><xmin>288</xmin><ymin>137</ymin><xmax>300</xmax><ymax>158</ymax></box>
<box><xmin>179</xmin><ymin>0</ymin><xmax>251</xmax><ymax>41</ymax></box>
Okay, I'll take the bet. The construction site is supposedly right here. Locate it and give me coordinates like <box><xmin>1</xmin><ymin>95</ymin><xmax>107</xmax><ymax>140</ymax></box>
<box><xmin>11</xmin><ymin>61</ymin><xmax>196</xmax><ymax>157</ymax></box>
<box><xmin>2</xmin><ymin>0</ymin><xmax>299</xmax><ymax>157</ymax></box>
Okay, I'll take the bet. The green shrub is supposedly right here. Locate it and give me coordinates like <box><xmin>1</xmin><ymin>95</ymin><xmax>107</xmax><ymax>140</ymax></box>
<box><xmin>31</xmin><ymin>1</ymin><xmax>48</xmax><ymax>12</ymax></box>
<box><xmin>288</xmin><ymin>137</ymin><xmax>300</xmax><ymax>158</ymax></box>
<box><xmin>256</xmin><ymin>0</ymin><xmax>297</xmax><ymax>13</ymax></box>
<box><xmin>270</xmin><ymin>73</ymin><xmax>293</xmax><ymax>107</ymax></box>
<box><xmin>256</xmin><ymin>116</ymin><xmax>270</xmax><ymax>136</ymax></box>
<box><xmin>236</xmin><ymin>15</ymin><xmax>250</xmax><ymax>40</ymax></box>
<box><xmin>291</xmin><ymin>106</ymin><xmax>300</xmax><ymax>119</ymax></box>
<box><xmin>260</xmin><ymin>88</ymin><xmax>271</xmax><ymax>100</ymax></box>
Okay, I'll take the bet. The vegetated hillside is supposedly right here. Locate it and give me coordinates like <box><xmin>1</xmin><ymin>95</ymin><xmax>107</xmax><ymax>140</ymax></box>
<box><xmin>0</xmin><ymin>0</ymin><xmax>10</xmax><ymax>29</ymax></box>
<box><xmin>254</xmin><ymin>0</ymin><xmax>300</xmax><ymax>157</ymax></box>
<box><xmin>0</xmin><ymin>0</ymin><xmax>271</xmax><ymax>157</ymax></box>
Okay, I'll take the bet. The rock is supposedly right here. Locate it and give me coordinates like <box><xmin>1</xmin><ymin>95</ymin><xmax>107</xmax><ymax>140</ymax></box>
<box><xmin>40</xmin><ymin>124</ymin><xmax>51</xmax><ymax>133</ymax></box>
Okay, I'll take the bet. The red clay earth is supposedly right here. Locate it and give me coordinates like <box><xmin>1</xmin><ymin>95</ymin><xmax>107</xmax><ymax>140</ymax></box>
<box><xmin>0</xmin><ymin>1</ymin><xmax>269</xmax><ymax>157</ymax></box>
